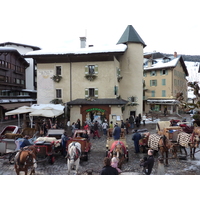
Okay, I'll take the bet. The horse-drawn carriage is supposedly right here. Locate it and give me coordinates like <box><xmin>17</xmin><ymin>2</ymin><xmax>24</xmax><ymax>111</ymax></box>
<box><xmin>66</xmin><ymin>129</ymin><xmax>91</xmax><ymax>161</ymax></box>
<box><xmin>106</xmin><ymin>128</ymin><xmax>128</xmax><ymax>168</ymax></box>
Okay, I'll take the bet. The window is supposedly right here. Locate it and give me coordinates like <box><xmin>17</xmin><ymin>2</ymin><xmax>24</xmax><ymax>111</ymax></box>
<box><xmin>162</xmin><ymin>79</ymin><xmax>166</xmax><ymax>86</ymax></box>
<box><xmin>56</xmin><ymin>89</ymin><xmax>62</xmax><ymax>98</ymax></box>
<box><xmin>160</xmin><ymin>69</ymin><xmax>168</xmax><ymax>75</ymax></box>
<box><xmin>162</xmin><ymin>90</ymin><xmax>166</xmax><ymax>97</ymax></box>
<box><xmin>151</xmin><ymin>91</ymin><xmax>155</xmax><ymax>97</ymax></box>
<box><xmin>85</xmin><ymin>88</ymin><xmax>98</xmax><ymax>98</ymax></box>
<box><xmin>150</xmin><ymin>71</ymin><xmax>156</xmax><ymax>76</ymax></box>
<box><xmin>16</xmin><ymin>78</ymin><xmax>20</xmax><ymax>84</ymax></box>
<box><xmin>56</xmin><ymin>66</ymin><xmax>61</xmax><ymax>76</ymax></box>
<box><xmin>150</xmin><ymin>80</ymin><xmax>157</xmax><ymax>86</ymax></box>
<box><xmin>85</xmin><ymin>65</ymin><xmax>98</xmax><ymax>75</ymax></box>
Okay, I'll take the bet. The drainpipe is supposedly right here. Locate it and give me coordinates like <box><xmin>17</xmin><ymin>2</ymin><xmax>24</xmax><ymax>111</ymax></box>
<box><xmin>69</xmin><ymin>56</ymin><xmax>72</xmax><ymax>101</ymax></box>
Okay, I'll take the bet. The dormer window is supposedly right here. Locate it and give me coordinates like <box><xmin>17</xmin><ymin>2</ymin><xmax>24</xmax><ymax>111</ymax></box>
<box><xmin>163</xmin><ymin>58</ymin><xmax>171</xmax><ymax>63</ymax></box>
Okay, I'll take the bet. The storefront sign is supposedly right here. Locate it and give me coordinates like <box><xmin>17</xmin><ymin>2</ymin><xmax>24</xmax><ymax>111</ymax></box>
<box><xmin>86</xmin><ymin>108</ymin><xmax>105</xmax><ymax>113</ymax></box>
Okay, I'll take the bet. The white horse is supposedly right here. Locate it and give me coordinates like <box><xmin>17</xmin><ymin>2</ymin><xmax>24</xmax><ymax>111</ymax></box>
<box><xmin>67</xmin><ymin>142</ymin><xmax>81</xmax><ymax>175</ymax></box>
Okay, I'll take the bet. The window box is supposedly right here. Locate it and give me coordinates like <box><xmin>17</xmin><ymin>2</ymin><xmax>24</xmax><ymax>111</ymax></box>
<box><xmin>84</xmin><ymin>74</ymin><xmax>97</xmax><ymax>81</ymax></box>
<box><xmin>51</xmin><ymin>75</ymin><xmax>62</xmax><ymax>83</ymax></box>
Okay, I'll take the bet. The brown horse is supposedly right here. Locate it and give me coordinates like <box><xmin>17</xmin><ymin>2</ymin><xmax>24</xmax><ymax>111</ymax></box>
<box><xmin>108</xmin><ymin>141</ymin><xmax>127</xmax><ymax>169</ymax></box>
<box><xmin>177</xmin><ymin>127</ymin><xmax>200</xmax><ymax>159</ymax></box>
<box><xmin>148</xmin><ymin>134</ymin><xmax>175</xmax><ymax>165</ymax></box>
<box><xmin>14</xmin><ymin>146</ymin><xmax>37</xmax><ymax>175</ymax></box>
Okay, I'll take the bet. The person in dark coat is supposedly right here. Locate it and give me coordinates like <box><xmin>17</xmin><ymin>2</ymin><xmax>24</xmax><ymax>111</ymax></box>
<box><xmin>132</xmin><ymin>130</ymin><xmax>142</xmax><ymax>153</ymax></box>
<box><xmin>135</xmin><ymin>116</ymin><xmax>140</xmax><ymax>128</ymax></box>
<box><xmin>100</xmin><ymin>157</ymin><xmax>118</xmax><ymax>175</ymax></box>
<box><xmin>140</xmin><ymin>149</ymin><xmax>154</xmax><ymax>175</ymax></box>
<box><xmin>129</xmin><ymin>115</ymin><xmax>134</xmax><ymax>129</ymax></box>
<box><xmin>112</xmin><ymin>123</ymin><xmax>121</xmax><ymax>140</ymax></box>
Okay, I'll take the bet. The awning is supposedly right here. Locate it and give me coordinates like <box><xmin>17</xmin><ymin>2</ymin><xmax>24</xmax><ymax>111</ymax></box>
<box><xmin>0</xmin><ymin>102</ymin><xmax>31</xmax><ymax>110</ymax></box>
<box><xmin>147</xmin><ymin>99</ymin><xmax>180</xmax><ymax>105</ymax></box>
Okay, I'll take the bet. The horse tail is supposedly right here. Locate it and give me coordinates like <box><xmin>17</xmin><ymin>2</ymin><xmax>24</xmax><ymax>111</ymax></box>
<box><xmin>162</xmin><ymin>135</ymin><xmax>167</xmax><ymax>147</ymax></box>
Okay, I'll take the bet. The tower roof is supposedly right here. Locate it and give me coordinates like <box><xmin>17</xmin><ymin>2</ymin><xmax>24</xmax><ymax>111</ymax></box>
<box><xmin>117</xmin><ymin>25</ymin><xmax>146</xmax><ymax>47</ymax></box>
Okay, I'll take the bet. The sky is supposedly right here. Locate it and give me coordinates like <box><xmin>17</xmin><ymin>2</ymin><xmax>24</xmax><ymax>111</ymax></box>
<box><xmin>1</xmin><ymin>0</ymin><xmax>200</xmax><ymax>55</ymax></box>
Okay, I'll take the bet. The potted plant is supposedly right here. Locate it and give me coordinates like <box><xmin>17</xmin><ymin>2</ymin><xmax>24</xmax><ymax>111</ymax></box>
<box><xmin>51</xmin><ymin>75</ymin><xmax>62</xmax><ymax>83</ymax></box>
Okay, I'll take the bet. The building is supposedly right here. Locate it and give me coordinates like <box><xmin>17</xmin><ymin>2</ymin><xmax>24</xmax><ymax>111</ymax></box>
<box><xmin>25</xmin><ymin>25</ymin><xmax>146</xmax><ymax>125</ymax></box>
<box><xmin>143</xmin><ymin>52</ymin><xmax>189</xmax><ymax>114</ymax></box>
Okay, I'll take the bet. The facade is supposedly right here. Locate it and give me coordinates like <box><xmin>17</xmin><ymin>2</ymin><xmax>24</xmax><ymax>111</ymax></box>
<box><xmin>143</xmin><ymin>52</ymin><xmax>189</xmax><ymax>114</ymax></box>
<box><xmin>25</xmin><ymin>25</ymin><xmax>146</xmax><ymax>125</ymax></box>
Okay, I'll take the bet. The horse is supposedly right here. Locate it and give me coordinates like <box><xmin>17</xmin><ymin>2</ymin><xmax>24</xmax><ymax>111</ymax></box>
<box><xmin>66</xmin><ymin>142</ymin><xmax>81</xmax><ymax>175</ymax></box>
<box><xmin>177</xmin><ymin>127</ymin><xmax>200</xmax><ymax>159</ymax></box>
<box><xmin>108</xmin><ymin>140</ymin><xmax>127</xmax><ymax>169</ymax></box>
<box><xmin>148</xmin><ymin>134</ymin><xmax>175</xmax><ymax>165</ymax></box>
<box><xmin>14</xmin><ymin>146</ymin><xmax>37</xmax><ymax>175</ymax></box>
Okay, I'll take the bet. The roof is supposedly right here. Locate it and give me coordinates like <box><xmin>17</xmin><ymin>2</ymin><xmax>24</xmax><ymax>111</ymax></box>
<box><xmin>25</xmin><ymin>44</ymin><xmax>127</xmax><ymax>56</ymax></box>
<box><xmin>67</xmin><ymin>98</ymin><xmax>128</xmax><ymax>105</ymax></box>
<box><xmin>0</xmin><ymin>42</ymin><xmax>41</xmax><ymax>50</ymax></box>
<box><xmin>117</xmin><ymin>25</ymin><xmax>146</xmax><ymax>47</ymax></box>
<box><xmin>0</xmin><ymin>47</ymin><xmax>29</xmax><ymax>67</ymax></box>
<box><xmin>144</xmin><ymin>55</ymin><xmax>189</xmax><ymax>76</ymax></box>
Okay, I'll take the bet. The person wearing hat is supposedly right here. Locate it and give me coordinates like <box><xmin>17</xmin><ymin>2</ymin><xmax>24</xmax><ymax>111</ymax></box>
<box><xmin>112</xmin><ymin>123</ymin><xmax>121</xmax><ymax>140</ymax></box>
<box><xmin>140</xmin><ymin>149</ymin><xmax>154</xmax><ymax>175</ymax></box>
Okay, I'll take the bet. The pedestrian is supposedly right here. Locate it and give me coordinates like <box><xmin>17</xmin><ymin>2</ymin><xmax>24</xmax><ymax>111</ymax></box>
<box><xmin>109</xmin><ymin>121</ymin><xmax>113</xmax><ymax>129</ymax></box>
<box><xmin>61</xmin><ymin>131</ymin><xmax>69</xmax><ymax>157</ymax></box>
<box><xmin>125</xmin><ymin>119</ymin><xmax>130</xmax><ymax>134</ymax></box>
<box><xmin>164</xmin><ymin>107</ymin><xmax>167</xmax><ymax>116</ymax></box>
<box><xmin>111</xmin><ymin>153</ymin><xmax>122</xmax><ymax>174</ymax></box>
<box><xmin>142</xmin><ymin>114</ymin><xmax>147</xmax><ymax>126</ymax></box>
<box><xmin>135</xmin><ymin>115</ymin><xmax>140</xmax><ymax>128</ymax></box>
<box><xmin>100</xmin><ymin>157</ymin><xmax>118</xmax><ymax>175</ymax></box>
<box><xmin>129</xmin><ymin>115</ymin><xmax>134</xmax><ymax>129</ymax></box>
<box><xmin>112</xmin><ymin>123</ymin><xmax>121</xmax><ymax>140</ymax></box>
<box><xmin>138</xmin><ymin>113</ymin><xmax>142</xmax><ymax>125</ymax></box>
<box><xmin>132</xmin><ymin>129</ymin><xmax>142</xmax><ymax>153</ymax></box>
<box><xmin>93</xmin><ymin>121</ymin><xmax>100</xmax><ymax>139</ymax></box>
<box><xmin>67</xmin><ymin>120</ymin><xmax>70</xmax><ymax>131</ymax></box>
<box><xmin>77</xmin><ymin>119</ymin><xmax>81</xmax><ymax>129</ymax></box>
<box><xmin>120</xmin><ymin>120</ymin><xmax>125</xmax><ymax>128</ymax></box>
<box><xmin>102</xmin><ymin>120</ymin><xmax>108</xmax><ymax>136</ymax></box>
<box><xmin>140</xmin><ymin>149</ymin><xmax>154</xmax><ymax>175</ymax></box>
<box><xmin>71</xmin><ymin>122</ymin><xmax>76</xmax><ymax>137</ymax></box>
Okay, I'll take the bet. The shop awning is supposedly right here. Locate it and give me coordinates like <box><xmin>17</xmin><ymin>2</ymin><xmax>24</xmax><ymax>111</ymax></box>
<box><xmin>147</xmin><ymin>99</ymin><xmax>180</xmax><ymax>105</ymax></box>
<box><xmin>0</xmin><ymin>102</ymin><xmax>31</xmax><ymax>110</ymax></box>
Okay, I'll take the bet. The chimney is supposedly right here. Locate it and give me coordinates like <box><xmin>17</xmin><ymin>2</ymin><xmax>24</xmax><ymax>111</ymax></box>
<box><xmin>80</xmin><ymin>37</ymin><xmax>86</xmax><ymax>48</ymax></box>
<box><xmin>174</xmin><ymin>51</ymin><xmax>177</xmax><ymax>58</ymax></box>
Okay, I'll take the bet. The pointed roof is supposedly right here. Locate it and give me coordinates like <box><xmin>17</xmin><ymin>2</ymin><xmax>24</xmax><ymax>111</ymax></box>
<box><xmin>117</xmin><ymin>25</ymin><xmax>146</xmax><ymax>47</ymax></box>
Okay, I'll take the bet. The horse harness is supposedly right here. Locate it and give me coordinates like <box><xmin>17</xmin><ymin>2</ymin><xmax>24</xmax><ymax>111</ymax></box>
<box><xmin>67</xmin><ymin>142</ymin><xmax>81</xmax><ymax>161</ymax></box>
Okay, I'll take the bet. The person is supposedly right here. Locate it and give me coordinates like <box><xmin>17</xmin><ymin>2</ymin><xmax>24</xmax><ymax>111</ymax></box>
<box><xmin>102</xmin><ymin>120</ymin><xmax>108</xmax><ymax>136</ymax></box>
<box><xmin>132</xmin><ymin>129</ymin><xmax>142</xmax><ymax>153</ymax></box>
<box><xmin>140</xmin><ymin>149</ymin><xmax>155</xmax><ymax>175</ymax></box>
<box><xmin>125</xmin><ymin>119</ymin><xmax>130</xmax><ymax>134</ymax></box>
<box><xmin>138</xmin><ymin>113</ymin><xmax>142</xmax><ymax>124</ymax></box>
<box><xmin>142</xmin><ymin>114</ymin><xmax>147</xmax><ymax>126</ymax></box>
<box><xmin>100</xmin><ymin>157</ymin><xmax>118</xmax><ymax>175</ymax></box>
<box><xmin>111</xmin><ymin>153</ymin><xmax>122</xmax><ymax>174</ymax></box>
<box><xmin>71</xmin><ymin>122</ymin><xmax>76</xmax><ymax>137</ymax></box>
<box><xmin>129</xmin><ymin>115</ymin><xmax>134</xmax><ymax>129</ymax></box>
<box><xmin>77</xmin><ymin>119</ymin><xmax>81</xmax><ymax>129</ymax></box>
<box><xmin>112</xmin><ymin>123</ymin><xmax>121</xmax><ymax>140</ymax></box>
<box><xmin>93</xmin><ymin>121</ymin><xmax>100</xmax><ymax>139</ymax></box>
<box><xmin>61</xmin><ymin>131</ymin><xmax>69</xmax><ymax>157</ymax></box>
<box><xmin>20</xmin><ymin>135</ymin><xmax>31</xmax><ymax>149</ymax></box>
<box><xmin>109</xmin><ymin>121</ymin><xmax>113</xmax><ymax>129</ymax></box>
<box><xmin>164</xmin><ymin>107</ymin><xmax>167</xmax><ymax>116</ymax></box>
<box><xmin>120</xmin><ymin>120</ymin><xmax>125</xmax><ymax>128</ymax></box>
<box><xmin>135</xmin><ymin>115</ymin><xmax>140</xmax><ymax>128</ymax></box>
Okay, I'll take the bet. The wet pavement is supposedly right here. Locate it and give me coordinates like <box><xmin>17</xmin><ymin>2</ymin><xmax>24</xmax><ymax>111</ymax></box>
<box><xmin>1</xmin><ymin>113</ymin><xmax>200</xmax><ymax>175</ymax></box>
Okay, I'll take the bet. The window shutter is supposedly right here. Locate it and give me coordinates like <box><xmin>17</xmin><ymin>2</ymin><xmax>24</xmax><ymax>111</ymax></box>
<box><xmin>114</xmin><ymin>86</ymin><xmax>118</xmax><ymax>95</ymax></box>
<box><xmin>85</xmin><ymin>88</ymin><xmax>89</xmax><ymax>97</ymax></box>
<box><xmin>85</xmin><ymin>66</ymin><xmax>89</xmax><ymax>75</ymax></box>
<box><xmin>94</xmin><ymin>88</ymin><xmax>98</xmax><ymax>97</ymax></box>
<box><xmin>94</xmin><ymin>65</ymin><xmax>98</xmax><ymax>75</ymax></box>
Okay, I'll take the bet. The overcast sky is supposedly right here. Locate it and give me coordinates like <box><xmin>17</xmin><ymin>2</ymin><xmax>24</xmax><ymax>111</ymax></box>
<box><xmin>1</xmin><ymin>0</ymin><xmax>200</xmax><ymax>55</ymax></box>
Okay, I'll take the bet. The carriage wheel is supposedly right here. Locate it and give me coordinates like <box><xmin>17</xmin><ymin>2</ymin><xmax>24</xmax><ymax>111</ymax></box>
<box><xmin>84</xmin><ymin>152</ymin><xmax>88</xmax><ymax>161</ymax></box>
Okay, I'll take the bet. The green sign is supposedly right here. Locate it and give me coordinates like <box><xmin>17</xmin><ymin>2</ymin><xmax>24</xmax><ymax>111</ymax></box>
<box><xmin>86</xmin><ymin>108</ymin><xmax>105</xmax><ymax>113</ymax></box>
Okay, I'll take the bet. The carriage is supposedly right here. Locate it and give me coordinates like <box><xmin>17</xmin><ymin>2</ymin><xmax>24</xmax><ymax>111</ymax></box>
<box><xmin>66</xmin><ymin>129</ymin><xmax>91</xmax><ymax>161</ymax></box>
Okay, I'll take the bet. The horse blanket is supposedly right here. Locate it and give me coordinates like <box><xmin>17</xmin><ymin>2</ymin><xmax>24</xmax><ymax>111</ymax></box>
<box><xmin>108</xmin><ymin>141</ymin><xmax>127</xmax><ymax>156</ymax></box>
<box><xmin>177</xmin><ymin>132</ymin><xmax>191</xmax><ymax>147</ymax></box>
<box><xmin>148</xmin><ymin>134</ymin><xmax>162</xmax><ymax>151</ymax></box>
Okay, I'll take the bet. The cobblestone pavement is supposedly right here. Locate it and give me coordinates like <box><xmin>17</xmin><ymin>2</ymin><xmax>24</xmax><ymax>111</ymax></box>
<box><xmin>1</xmin><ymin>113</ymin><xmax>200</xmax><ymax>175</ymax></box>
